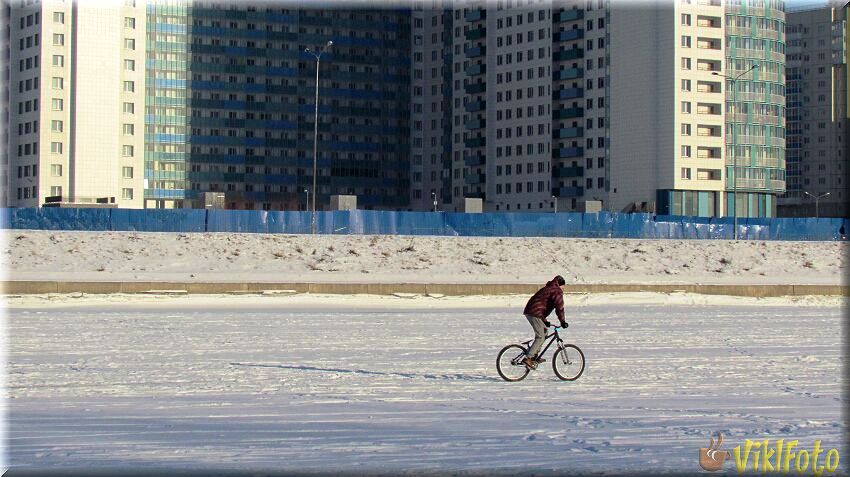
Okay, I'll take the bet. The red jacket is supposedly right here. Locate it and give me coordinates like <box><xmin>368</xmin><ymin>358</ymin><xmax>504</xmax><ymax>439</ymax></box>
<box><xmin>523</xmin><ymin>278</ymin><xmax>565</xmax><ymax>324</ymax></box>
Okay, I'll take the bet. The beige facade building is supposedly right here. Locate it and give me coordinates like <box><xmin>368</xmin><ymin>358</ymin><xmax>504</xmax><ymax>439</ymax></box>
<box><xmin>7</xmin><ymin>0</ymin><xmax>145</xmax><ymax>208</ymax></box>
<box><xmin>608</xmin><ymin>0</ymin><xmax>727</xmax><ymax>216</ymax></box>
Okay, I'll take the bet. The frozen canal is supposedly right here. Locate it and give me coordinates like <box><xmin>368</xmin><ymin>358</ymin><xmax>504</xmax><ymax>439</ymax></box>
<box><xmin>5</xmin><ymin>294</ymin><xmax>846</xmax><ymax>475</ymax></box>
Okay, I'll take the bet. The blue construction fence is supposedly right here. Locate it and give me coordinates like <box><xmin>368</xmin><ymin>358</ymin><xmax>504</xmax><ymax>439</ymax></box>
<box><xmin>1</xmin><ymin>208</ymin><xmax>847</xmax><ymax>241</ymax></box>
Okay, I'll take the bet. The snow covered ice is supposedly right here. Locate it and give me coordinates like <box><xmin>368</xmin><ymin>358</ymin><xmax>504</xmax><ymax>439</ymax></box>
<box><xmin>5</xmin><ymin>293</ymin><xmax>846</xmax><ymax>475</ymax></box>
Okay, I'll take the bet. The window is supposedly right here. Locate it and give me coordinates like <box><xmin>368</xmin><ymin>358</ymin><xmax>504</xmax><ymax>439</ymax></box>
<box><xmin>123</xmin><ymin>81</ymin><xmax>134</xmax><ymax>92</ymax></box>
<box><xmin>52</xmin><ymin>54</ymin><xmax>63</xmax><ymax>67</ymax></box>
<box><xmin>681</xmin><ymin>57</ymin><xmax>691</xmax><ymax>69</ymax></box>
<box><xmin>681</xmin><ymin>167</ymin><xmax>691</xmax><ymax>179</ymax></box>
<box><xmin>50</xmin><ymin>142</ymin><xmax>63</xmax><ymax>154</ymax></box>
<box><xmin>124</xmin><ymin>38</ymin><xmax>135</xmax><ymax>50</ymax></box>
<box><xmin>52</xmin><ymin>33</ymin><xmax>64</xmax><ymax>46</ymax></box>
<box><xmin>681</xmin><ymin>101</ymin><xmax>691</xmax><ymax>113</ymax></box>
<box><xmin>681</xmin><ymin>145</ymin><xmax>691</xmax><ymax>157</ymax></box>
<box><xmin>50</xmin><ymin>186</ymin><xmax>62</xmax><ymax>197</ymax></box>
<box><xmin>681</xmin><ymin>13</ymin><xmax>691</xmax><ymax>26</ymax></box>
<box><xmin>122</xmin><ymin>188</ymin><xmax>134</xmax><ymax>200</ymax></box>
<box><xmin>51</xmin><ymin>120</ymin><xmax>63</xmax><ymax>132</ymax></box>
<box><xmin>51</xmin><ymin>98</ymin><xmax>63</xmax><ymax>111</ymax></box>
<box><xmin>122</xmin><ymin>124</ymin><xmax>134</xmax><ymax>135</ymax></box>
<box><xmin>124</xmin><ymin>59</ymin><xmax>135</xmax><ymax>71</ymax></box>
<box><xmin>51</xmin><ymin>164</ymin><xmax>62</xmax><ymax>176</ymax></box>
<box><xmin>53</xmin><ymin>12</ymin><xmax>64</xmax><ymax>23</ymax></box>
<box><xmin>681</xmin><ymin>79</ymin><xmax>691</xmax><ymax>91</ymax></box>
<box><xmin>681</xmin><ymin>124</ymin><xmax>691</xmax><ymax>136</ymax></box>
<box><xmin>51</xmin><ymin>77</ymin><xmax>63</xmax><ymax>89</ymax></box>
<box><xmin>123</xmin><ymin>102</ymin><xmax>134</xmax><ymax>114</ymax></box>
<box><xmin>122</xmin><ymin>166</ymin><xmax>133</xmax><ymax>179</ymax></box>
<box><xmin>681</xmin><ymin>35</ymin><xmax>691</xmax><ymax>48</ymax></box>
<box><xmin>124</xmin><ymin>17</ymin><xmax>135</xmax><ymax>29</ymax></box>
<box><xmin>122</xmin><ymin>145</ymin><xmax>134</xmax><ymax>156</ymax></box>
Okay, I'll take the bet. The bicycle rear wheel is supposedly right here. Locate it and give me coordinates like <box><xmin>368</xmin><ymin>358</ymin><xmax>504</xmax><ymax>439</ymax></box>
<box><xmin>552</xmin><ymin>344</ymin><xmax>585</xmax><ymax>381</ymax></box>
<box><xmin>496</xmin><ymin>344</ymin><xmax>530</xmax><ymax>382</ymax></box>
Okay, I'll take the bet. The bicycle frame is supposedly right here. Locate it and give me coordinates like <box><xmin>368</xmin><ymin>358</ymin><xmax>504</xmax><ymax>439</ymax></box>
<box><xmin>521</xmin><ymin>328</ymin><xmax>564</xmax><ymax>357</ymax></box>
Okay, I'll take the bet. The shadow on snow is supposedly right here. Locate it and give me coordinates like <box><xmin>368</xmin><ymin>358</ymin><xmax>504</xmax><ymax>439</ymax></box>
<box><xmin>230</xmin><ymin>362</ymin><xmax>501</xmax><ymax>382</ymax></box>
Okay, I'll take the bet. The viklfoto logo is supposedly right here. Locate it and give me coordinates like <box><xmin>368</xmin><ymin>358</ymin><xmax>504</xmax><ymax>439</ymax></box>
<box><xmin>699</xmin><ymin>433</ymin><xmax>841</xmax><ymax>474</ymax></box>
<box><xmin>699</xmin><ymin>432</ymin><xmax>732</xmax><ymax>471</ymax></box>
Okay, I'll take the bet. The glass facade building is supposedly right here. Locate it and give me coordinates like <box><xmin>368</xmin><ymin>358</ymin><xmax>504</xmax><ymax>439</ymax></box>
<box><xmin>184</xmin><ymin>5</ymin><xmax>411</xmax><ymax>210</ymax></box>
<box><xmin>724</xmin><ymin>0</ymin><xmax>787</xmax><ymax>217</ymax></box>
<box><xmin>145</xmin><ymin>1</ymin><xmax>190</xmax><ymax>208</ymax></box>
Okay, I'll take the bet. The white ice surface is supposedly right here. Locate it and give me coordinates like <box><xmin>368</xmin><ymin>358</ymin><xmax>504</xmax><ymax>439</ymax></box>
<box><xmin>5</xmin><ymin>294</ymin><xmax>847</xmax><ymax>474</ymax></box>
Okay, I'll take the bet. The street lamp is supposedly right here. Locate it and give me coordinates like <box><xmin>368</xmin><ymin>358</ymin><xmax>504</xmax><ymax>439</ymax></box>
<box><xmin>302</xmin><ymin>187</ymin><xmax>309</xmax><ymax>212</ymax></box>
<box><xmin>552</xmin><ymin>195</ymin><xmax>558</xmax><ymax>214</ymax></box>
<box><xmin>804</xmin><ymin>191</ymin><xmax>830</xmax><ymax>218</ymax></box>
<box><xmin>431</xmin><ymin>191</ymin><xmax>437</xmax><ymax>213</ymax></box>
<box><xmin>713</xmin><ymin>63</ymin><xmax>757</xmax><ymax>240</ymax></box>
<box><xmin>305</xmin><ymin>40</ymin><xmax>333</xmax><ymax>235</ymax></box>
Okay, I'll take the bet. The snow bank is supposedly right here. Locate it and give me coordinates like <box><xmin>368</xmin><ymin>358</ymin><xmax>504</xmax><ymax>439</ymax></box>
<box><xmin>4</xmin><ymin>230</ymin><xmax>846</xmax><ymax>285</ymax></box>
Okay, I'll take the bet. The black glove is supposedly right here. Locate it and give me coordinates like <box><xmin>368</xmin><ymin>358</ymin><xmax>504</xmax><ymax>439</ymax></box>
<box><xmin>560</xmin><ymin>321</ymin><xmax>568</xmax><ymax>329</ymax></box>
<box><xmin>542</xmin><ymin>319</ymin><xmax>552</xmax><ymax>328</ymax></box>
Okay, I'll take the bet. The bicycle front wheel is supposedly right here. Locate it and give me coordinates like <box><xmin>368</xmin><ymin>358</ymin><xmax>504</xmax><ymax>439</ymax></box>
<box><xmin>553</xmin><ymin>344</ymin><xmax>585</xmax><ymax>381</ymax></box>
<box><xmin>496</xmin><ymin>344</ymin><xmax>530</xmax><ymax>382</ymax></box>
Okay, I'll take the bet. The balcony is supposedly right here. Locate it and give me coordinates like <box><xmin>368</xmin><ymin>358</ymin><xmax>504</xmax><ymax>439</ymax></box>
<box><xmin>465</xmin><ymin>173</ymin><xmax>486</xmax><ymax>185</ymax></box>
<box><xmin>464</xmin><ymin>9</ymin><xmax>486</xmax><ymax>22</ymax></box>
<box><xmin>464</xmin><ymin>82</ymin><xmax>486</xmax><ymax>94</ymax></box>
<box><xmin>554</xmin><ymin>127</ymin><xmax>584</xmax><ymax>139</ymax></box>
<box><xmin>697</xmin><ymin>103</ymin><xmax>722</xmax><ymax>115</ymax></box>
<box><xmin>553</xmin><ymin>146</ymin><xmax>584</xmax><ymax>158</ymax></box>
<box><xmin>553</xmin><ymin>48</ymin><xmax>584</xmax><ymax>61</ymax></box>
<box><xmin>465</xmin><ymin>63</ymin><xmax>486</xmax><ymax>76</ymax></box>
<box><xmin>554</xmin><ymin>9</ymin><xmax>583</xmax><ymax>22</ymax></box>
<box><xmin>463</xmin><ymin>99</ymin><xmax>486</xmax><ymax>113</ymax></box>
<box><xmin>552</xmin><ymin>166</ymin><xmax>584</xmax><ymax>178</ymax></box>
<box><xmin>696</xmin><ymin>37</ymin><xmax>722</xmax><ymax>50</ymax></box>
<box><xmin>554</xmin><ymin>87</ymin><xmax>584</xmax><ymax>99</ymax></box>
<box><xmin>465</xmin><ymin>118</ymin><xmax>486</xmax><ymax>130</ymax></box>
<box><xmin>554</xmin><ymin>29</ymin><xmax>584</xmax><ymax>42</ymax></box>
<box><xmin>465</xmin><ymin>45</ymin><xmax>486</xmax><ymax>58</ymax></box>
<box><xmin>553</xmin><ymin>106</ymin><xmax>584</xmax><ymax>119</ymax></box>
<box><xmin>554</xmin><ymin>67</ymin><xmax>583</xmax><ymax>80</ymax></box>
<box><xmin>464</xmin><ymin>136</ymin><xmax>486</xmax><ymax>148</ymax></box>
<box><xmin>465</xmin><ymin>26</ymin><xmax>486</xmax><ymax>40</ymax></box>
<box><xmin>553</xmin><ymin>186</ymin><xmax>584</xmax><ymax>198</ymax></box>
<box><xmin>464</xmin><ymin>154</ymin><xmax>486</xmax><ymax>167</ymax></box>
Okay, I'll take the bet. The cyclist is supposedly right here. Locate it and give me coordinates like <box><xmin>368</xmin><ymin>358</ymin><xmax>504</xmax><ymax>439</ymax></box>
<box><xmin>522</xmin><ymin>275</ymin><xmax>567</xmax><ymax>368</ymax></box>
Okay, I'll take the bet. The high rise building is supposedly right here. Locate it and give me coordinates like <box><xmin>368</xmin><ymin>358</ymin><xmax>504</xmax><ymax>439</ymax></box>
<box><xmin>184</xmin><ymin>5</ymin><xmax>411</xmax><ymax>211</ymax></box>
<box><xmin>2</xmin><ymin>0</ymin><xmax>10</xmax><ymax>207</ymax></box>
<box><xmin>6</xmin><ymin>2</ymin><xmax>411</xmax><ymax>211</ymax></box>
<box><xmin>7</xmin><ymin>1</ymin><xmax>147</xmax><ymax>208</ymax></box>
<box><xmin>145</xmin><ymin>1</ymin><xmax>190</xmax><ymax>209</ymax></box>
<box><xmin>780</xmin><ymin>1</ymin><xmax>848</xmax><ymax>218</ymax></box>
<box><xmin>412</xmin><ymin>0</ymin><xmax>785</xmax><ymax>217</ymax></box>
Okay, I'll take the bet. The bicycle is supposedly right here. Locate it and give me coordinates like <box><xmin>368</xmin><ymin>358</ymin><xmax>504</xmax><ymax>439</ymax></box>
<box><xmin>496</xmin><ymin>323</ymin><xmax>585</xmax><ymax>382</ymax></box>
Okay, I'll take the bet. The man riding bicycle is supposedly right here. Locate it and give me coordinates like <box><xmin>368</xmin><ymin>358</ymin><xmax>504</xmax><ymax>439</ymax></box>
<box><xmin>522</xmin><ymin>275</ymin><xmax>567</xmax><ymax>369</ymax></box>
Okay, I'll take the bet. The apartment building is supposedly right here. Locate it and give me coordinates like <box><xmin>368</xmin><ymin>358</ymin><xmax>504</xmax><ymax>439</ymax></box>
<box><xmin>1</xmin><ymin>1</ymin><xmax>10</xmax><ymax>207</ymax></box>
<box><xmin>183</xmin><ymin>5</ymin><xmax>411</xmax><ymax>211</ymax></box>
<box><xmin>7</xmin><ymin>0</ymin><xmax>146</xmax><ymax>208</ymax></box>
<box><xmin>780</xmin><ymin>2</ymin><xmax>848</xmax><ymax>218</ymax></box>
<box><xmin>412</xmin><ymin>0</ymin><xmax>785</xmax><ymax>217</ymax></box>
<box><xmin>6</xmin><ymin>2</ymin><xmax>411</xmax><ymax>211</ymax></box>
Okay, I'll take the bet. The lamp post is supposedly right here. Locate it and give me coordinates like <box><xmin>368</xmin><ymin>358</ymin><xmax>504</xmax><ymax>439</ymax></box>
<box><xmin>552</xmin><ymin>195</ymin><xmax>558</xmax><ymax>214</ymax></box>
<box><xmin>305</xmin><ymin>40</ymin><xmax>333</xmax><ymax>234</ymax></box>
<box><xmin>431</xmin><ymin>191</ymin><xmax>437</xmax><ymax>213</ymax></box>
<box><xmin>804</xmin><ymin>191</ymin><xmax>830</xmax><ymax>218</ymax></box>
<box><xmin>713</xmin><ymin>64</ymin><xmax>757</xmax><ymax>240</ymax></box>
